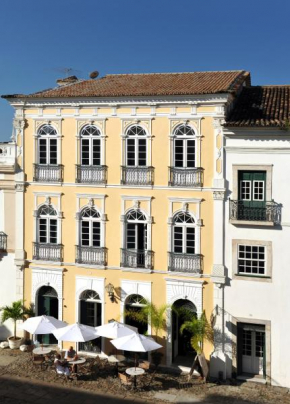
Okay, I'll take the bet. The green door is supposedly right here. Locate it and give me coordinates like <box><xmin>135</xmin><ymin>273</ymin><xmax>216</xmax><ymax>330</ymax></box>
<box><xmin>238</xmin><ymin>171</ymin><xmax>266</xmax><ymax>220</ymax></box>
<box><xmin>37</xmin><ymin>286</ymin><xmax>58</xmax><ymax>344</ymax></box>
<box><xmin>79</xmin><ymin>300</ymin><xmax>102</xmax><ymax>353</ymax></box>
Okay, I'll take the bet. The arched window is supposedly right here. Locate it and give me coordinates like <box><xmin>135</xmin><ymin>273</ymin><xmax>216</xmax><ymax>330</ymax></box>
<box><xmin>79</xmin><ymin>289</ymin><xmax>102</xmax><ymax>353</ymax></box>
<box><xmin>38</xmin><ymin>125</ymin><xmax>58</xmax><ymax>165</ymax></box>
<box><xmin>80</xmin><ymin>289</ymin><xmax>101</xmax><ymax>301</ymax></box>
<box><xmin>173</xmin><ymin>211</ymin><xmax>195</xmax><ymax>254</ymax></box>
<box><xmin>126</xmin><ymin>125</ymin><xmax>147</xmax><ymax>167</ymax></box>
<box><xmin>126</xmin><ymin>294</ymin><xmax>147</xmax><ymax>307</ymax></box>
<box><xmin>80</xmin><ymin>206</ymin><xmax>101</xmax><ymax>247</ymax></box>
<box><xmin>37</xmin><ymin>204</ymin><xmax>58</xmax><ymax>244</ymax></box>
<box><xmin>173</xmin><ymin>125</ymin><xmax>195</xmax><ymax>168</ymax></box>
<box><xmin>126</xmin><ymin>209</ymin><xmax>147</xmax><ymax>251</ymax></box>
<box><xmin>80</xmin><ymin>125</ymin><xmax>101</xmax><ymax>166</ymax></box>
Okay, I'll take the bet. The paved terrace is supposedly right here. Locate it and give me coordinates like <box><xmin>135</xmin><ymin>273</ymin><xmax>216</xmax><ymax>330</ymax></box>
<box><xmin>0</xmin><ymin>349</ymin><xmax>290</xmax><ymax>403</ymax></box>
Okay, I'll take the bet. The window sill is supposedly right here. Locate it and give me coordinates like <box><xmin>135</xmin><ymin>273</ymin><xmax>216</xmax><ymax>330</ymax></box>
<box><xmin>233</xmin><ymin>273</ymin><xmax>272</xmax><ymax>282</ymax></box>
<box><xmin>230</xmin><ymin>219</ymin><xmax>274</xmax><ymax>227</ymax></box>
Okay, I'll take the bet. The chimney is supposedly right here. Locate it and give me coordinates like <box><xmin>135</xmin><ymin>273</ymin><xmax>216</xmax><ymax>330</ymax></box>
<box><xmin>56</xmin><ymin>75</ymin><xmax>79</xmax><ymax>87</ymax></box>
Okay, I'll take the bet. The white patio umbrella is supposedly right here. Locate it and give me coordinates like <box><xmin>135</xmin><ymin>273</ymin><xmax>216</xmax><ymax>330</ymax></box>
<box><xmin>21</xmin><ymin>315</ymin><xmax>67</xmax><ymax>335</ymax></box>
<box><xmin>111</xmin><ymin>333</ymin><xmax>162</xmax><ymax>368</ymax></box>
<box><xmin>53</xmin><ymin>323</ymin><xmax>100</xmax><ymax>343</ymax></box>
<box><xmin>111</xmin><ymin>332</ymin><xmax>162</xmax><ymax>353</ymax></box>
<box><xmin>95</xmin><ymin>321</ymin><xmax>137</xmax><ymax>339</ymax></box>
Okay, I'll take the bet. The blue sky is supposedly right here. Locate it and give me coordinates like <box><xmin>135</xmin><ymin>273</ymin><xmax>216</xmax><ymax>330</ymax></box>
<box><xmin>0</xmin><ymin>0</ymin><xmax>289</xmax><ymax>140</ymax></box>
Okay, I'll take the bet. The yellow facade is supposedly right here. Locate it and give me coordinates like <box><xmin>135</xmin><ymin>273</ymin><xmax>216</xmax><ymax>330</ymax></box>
<box><xmin>19</xmin><ymin>103</ymin><xmax>218</xmax><ymax>364</ymax></box>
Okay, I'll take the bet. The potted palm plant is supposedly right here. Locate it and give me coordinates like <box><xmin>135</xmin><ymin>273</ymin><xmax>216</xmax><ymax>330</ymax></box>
<box><xmin>125</xmin><ymin>302</ymin><xmax>169</xmax><ymax>367</ymax></box>
<box><xmin>180</xmin><ymin>310</ymin><xmax>214</xmax><ymax>378</ymax></box>
<box><xmin>1</xmin><ymin>300</ymin><xmax>32</xmax><ymax>349</ymax></box>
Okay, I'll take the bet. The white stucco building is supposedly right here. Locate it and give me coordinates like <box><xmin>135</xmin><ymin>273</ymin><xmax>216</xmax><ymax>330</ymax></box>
<box><xmin>0</xmin><ymin>137</ymin><xmax>24</xmax><ymax>340</ymax></box>
<box><xmin>211</xmin><ymin>85</ymin><xmax>290</xmax><ymax>387</ymax></box>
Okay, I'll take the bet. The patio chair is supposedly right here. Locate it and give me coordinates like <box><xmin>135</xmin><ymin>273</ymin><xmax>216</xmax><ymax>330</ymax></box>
<box><xmin>32</xmin><ymin>354</ymin><xmax>45</xmax><ymax>368</ymax></box>
<box><xmin>139</xmin><ymin>360</ymin><xmax>150</xmax><ymax>370</ymax></box>
<box><xmin>79</xmin><ymin>357</ymin><xmax>99</xmax><ymax>376</ymax></box>
<box><xmin>118</xmin><ymin>372</ymin><xmax>133</xmax><ymax>389</ymax></box>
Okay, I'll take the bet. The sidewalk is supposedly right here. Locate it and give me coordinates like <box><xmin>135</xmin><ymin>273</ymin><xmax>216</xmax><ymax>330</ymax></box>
<box><xmin>0</xmin><ymin>375</ymin><xmax>147</xmax><ymax>404</ymax></box>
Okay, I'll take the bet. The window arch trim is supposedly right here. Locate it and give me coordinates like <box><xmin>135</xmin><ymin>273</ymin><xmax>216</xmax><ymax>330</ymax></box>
<box><xmin>173</xmin><ymin>124</ymin><xmax>196</xmax><ymax>138</ymax></box>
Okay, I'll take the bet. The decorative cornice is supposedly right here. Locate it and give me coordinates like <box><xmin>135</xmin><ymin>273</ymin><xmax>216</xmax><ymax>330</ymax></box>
<box><xmin>8</xmin><ymin>93</ymin><xmax>230</xmax><ymax>108</ymax></box>
<box><xmin>213</xmin><ymin>190</ymin><xmax>225</xmax><ymax>200</ymax></box>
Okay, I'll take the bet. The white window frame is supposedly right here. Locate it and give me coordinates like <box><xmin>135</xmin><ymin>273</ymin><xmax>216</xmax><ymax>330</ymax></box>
<box><xmin>232</xmin><ymin>239</ymin><xmax>272</xmax><ymax>281</ymax></box>
<box><xmin>79</xmin><ymin>206</ymin><xmax>102</xmax><ymax>248</ymax></box>
<box><xmin>240</xmin><ymin>180</ymin><xmax>252</xmax><ymax>201</ymax></box>
<box><xmin>237</xmin><ymin>244</ymin><xmax>266</xmax><ymax>276</ymax></box>
<box><xmin>37</xmin><ymin>124</ymin><xmax>59</xmax><ymax>165</ymax></box>
<box><xmin>36</xmin><ymin>204</ymin><xmax>59</xmax><ymax>244</ymax></box>
<box><xmin>172</xmin><ymin>212</ymin><xmax>196</xmax><ymax>254</ymax></box>
<box><xmin>173</xmin><ymin>124</ymin><xmax>196</xmax><ymax>169</ymax></box>
<box><xmin>125</xmin><ymin>125</ymin><xmax>148</xmax><ymax>167</ymax></box>
<box><xmin>125</xmin><ymin>209</ymin><xmax>148</xmax><ymax>251</ymax></box>
<box><xmin>253</xmin><ymin>181</ymin><xmax>265</xmax><ymax>201</ymax></box>
<box><xmin>80</xmin><ymin>124</ymin><xmax>102</xmax><ymax>166</ymax></box>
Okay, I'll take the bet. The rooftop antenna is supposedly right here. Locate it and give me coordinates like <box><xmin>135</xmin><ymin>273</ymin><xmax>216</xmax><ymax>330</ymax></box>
<box><xmin>51</xmin><ymin>67</ymin><xmax>83</xmax><ymax>78</ymax></box>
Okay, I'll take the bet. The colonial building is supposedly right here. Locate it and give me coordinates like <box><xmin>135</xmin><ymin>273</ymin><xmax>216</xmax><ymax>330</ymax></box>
<box><xmin>0</xmin><ymin>138</ymin><xmax>24</xmax><ymax>339</ymax></box>
<box><xmin>2</xmin><ymin>70</ymin><xmax>250</xmax><ymax>364</ymax></box>
<box><xmin>212</xmin><ymin>85</ymin><xmax>290</xmax><ymax>387</ymax></box>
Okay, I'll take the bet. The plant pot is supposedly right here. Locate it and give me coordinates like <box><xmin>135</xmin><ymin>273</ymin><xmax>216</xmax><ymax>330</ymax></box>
<box><xmin>7</xmin><ymin>336</ymin><xmax>23</xmax><ymax>349</ymax></box>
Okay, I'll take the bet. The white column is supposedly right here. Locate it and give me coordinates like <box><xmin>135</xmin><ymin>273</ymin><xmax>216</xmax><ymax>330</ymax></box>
<box><xmin>14</xmin><ymin>173</ymin><xmax>25</xmax><ymax>271</ymax></box>
<box><xmin>210</xmin><ymin>117</ymin><xmax>227</xmax><ymax>379</ymax></box>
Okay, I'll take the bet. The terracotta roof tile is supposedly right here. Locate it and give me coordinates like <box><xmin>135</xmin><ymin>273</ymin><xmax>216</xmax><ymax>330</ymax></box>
<box><xmin>225</xmin><ymin>86</ymin><xmax>290</xmax><ymax>127</ymax></box>
<box><xmin>2</xmin><ymin>70</ymin><xmax>250</xmax><ymax>99</ymax></box>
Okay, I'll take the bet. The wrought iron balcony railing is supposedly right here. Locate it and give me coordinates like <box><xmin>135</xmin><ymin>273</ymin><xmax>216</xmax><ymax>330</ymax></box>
<box><xmin>33</xmin><ymin>242</ymin><xmax>63</xmax><ymax>262</ymax></box>
<box><xmin>75</xmin><ymin>246</ymin><xmax>107</xmax><ymax>266</ymax></box>
<box><xmin>121</xmin><ymin>166</ymin><xmax>154</xmax><ymax>186</ymax></box>
<box><xmin>168</xmin><ymin>167</ymin><xmax>203</xmax><ymax>187</ymax></box>
<box><xmin>75</xmin><ymin>165</ymin><xmax>107</xmax><ymax>184</ymax></box>
<box><xmin>120</xmin><ymin>248</ymin><xmax>154</xmax><ymax>269</ymax></box>
<box><xmin>229</xmin><ymin>200</ymin><xmax>281</xmax><ymax>224</ymax></box>
<box><xmin>0</xmin><ymin>232</ymin><xmax>7</xmax><ymax>251</ymax></box>
<box><xmin>168</xmin><ymin>252</ymin><xmax>203</xmax><ymax>273</ymax></box>
<box><xmin>33</xmin><ymin>164</ymin><xmax>63</xmax><ymax>183</ymax></box>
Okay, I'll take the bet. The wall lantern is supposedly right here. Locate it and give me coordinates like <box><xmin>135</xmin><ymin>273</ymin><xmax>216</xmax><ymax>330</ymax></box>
<box><xmin>105</xmin><ymin>283</ymin><xmax>114</xmax><ymax>302</ymax></box>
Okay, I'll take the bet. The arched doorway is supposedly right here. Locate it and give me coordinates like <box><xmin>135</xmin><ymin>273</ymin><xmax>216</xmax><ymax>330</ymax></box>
<box><xmin>172</xmin><ymin>299</ymin><xmax>197</xmax><ymax>365</ymax></box>
<box><xmin>37</xmin><ymin>286</ymin><xmax>58</xmax><ymax>344</ymax></box>
<box><xmin>79</xmin><ymin>290</ymin><xmax>102</xmax><ymax>353</ymax></box>
<box><xmin>125</xmin><ymin>294</ymin><xmax>148</xmax><ymax>359</ymax></box>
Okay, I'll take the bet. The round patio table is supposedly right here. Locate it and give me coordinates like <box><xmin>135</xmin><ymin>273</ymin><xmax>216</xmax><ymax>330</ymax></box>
<box><xmin>68</xmin><ymin>358</ymin><xmax>86</xmax><ymax>375</ymax></box>
<box><xmin>33</xmin><ymin>347</ymin><xmax>51</xmax><ymax>355</ymax></box>
<box><xmin>126</xmin><ymin>367</ymin><xmax>145</xmax><ymax>388</ymax></box>
<box><xmin>68</xmin><ymin>358</ymin><xmax>86</xmax><ymax>365</ymax></box>
<box><xmin>108</xmin><ymin>354</ymin><xmax>125</xmax><ymax>363</ymax></box>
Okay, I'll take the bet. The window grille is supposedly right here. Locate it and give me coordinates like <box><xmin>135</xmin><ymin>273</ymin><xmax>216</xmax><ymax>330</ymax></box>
<box><xmin>238</xmin><ymin>245</ymin><xmax>266</xmax><ymax>275</ymax></box>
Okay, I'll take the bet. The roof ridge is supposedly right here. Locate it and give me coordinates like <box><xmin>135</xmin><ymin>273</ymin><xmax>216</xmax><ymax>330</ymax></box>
<box><xmin>36</xmin><ymin>79</ymin><xmax>86</xmax><ymax>95</ymax></box>
<box><xmin>105</xmin><ymin>70</ymin><xmax>245</xmax><ymax>77</ymax></box>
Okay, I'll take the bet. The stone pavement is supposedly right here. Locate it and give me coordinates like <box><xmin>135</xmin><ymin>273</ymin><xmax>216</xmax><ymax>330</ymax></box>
<box><xmin>0</xmin><ymin>355</ymin><xmax>18</xmax><ymax>367</ymax></box>
<box><xmin>0</xmin><ymin>375</ymin><xmax>147</xmax><ymax>404</ymax></box>
<box><xmin>2</xmin><ymin>375</ymin><xmax>289</xmax><ymax>404</ymax></box>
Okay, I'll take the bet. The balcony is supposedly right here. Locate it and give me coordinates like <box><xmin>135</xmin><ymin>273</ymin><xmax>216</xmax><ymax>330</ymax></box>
<box><xmin>168</xmin><ymin>167</ymin><xmax>203</xmax><ymax>187</ymax></box>
<box><xmin>168</xmin><ymin>252</ymin><xmax>202</xmax><ymax>274</ymax></box>
<box><xmin>121</xmin><ymin>166</ymin><xmax>154</xmax><ymax>186</ymax></box>
<box><xmin>34</xmin><ymin>164</ymin><xmax>63</xmax><ymax>183</ymax></box>
<box><xmin>120</xmin><ymin>249</ymin><xmax>154</xmax><ymax>270</ymax></box>
<box><xmin>229</xmin><ymin>200</ymin><xmax>281</xmax><ymax>225</ymax></box>
<box><xmin>0</xmin><ymin>232</ymin><xmax>7</xmax><ymax>251</ymax></box>
<box><xmin>33</xmin><ymin>242</ymin><xmax>63</xmax><ymax>262</ymax></box>
<box><xmin>75</xmin><ymin>246</ymin><xmax>107</xmax><ymax>266</ymax></box>
<box><xmin>76</xmin><ymin>165</ymin><xmax>107</xmax><ymax>184</ymax></box>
